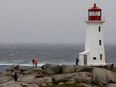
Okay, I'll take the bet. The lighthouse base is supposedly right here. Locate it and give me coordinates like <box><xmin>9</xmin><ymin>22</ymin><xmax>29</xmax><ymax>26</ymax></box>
<box><xmin>79</xmin><ymin>51</ymin><xmax>107</xmax><ymax>66</ymax></box>
<box><xmin>84</xmin><ymin>63</ymin><xmax>107</xmax><ymax>66</ymax></box>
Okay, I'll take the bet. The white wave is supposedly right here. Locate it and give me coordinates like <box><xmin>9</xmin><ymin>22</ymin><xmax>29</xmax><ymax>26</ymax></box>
<box><xmin>0</xmin><ymin>63</ymin><xmax>44</xmax><ymax>66</ymax></box>
<box><xmin>0</xmin><ymin>60</ymin><xmax>44</xmax><ymax>66</ymax></box>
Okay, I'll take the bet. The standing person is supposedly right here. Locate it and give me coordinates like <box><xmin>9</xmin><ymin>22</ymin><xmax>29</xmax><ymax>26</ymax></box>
<box><xmin>76</xmin><ymin>57</ymin><xmax>79</xmax><ymax>65</ymax></box>
<box><xmin>13</xmin><ymin>72</ymin><xmax>18</xmax><ymax>81</ymax></box>
<box><xmin>35</xmin><ymin>59</ymin><xmax>38</xmax><ymax>67</ymax></box>
<box><xmin>111</xmin><ymin>63</ymin><xmax>114</xmax><ymax>71</ymax></box>
<box><xmin>32</xmin><ymin>59</ymin><xmax>35</xmax><ymax>67</ymax></box>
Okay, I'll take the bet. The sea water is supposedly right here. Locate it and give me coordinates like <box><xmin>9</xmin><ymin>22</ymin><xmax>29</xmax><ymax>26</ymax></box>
<box><xmin>0</xmin><ymin>44</ymin><xmax>115</xmax><ymax>71</ymax></box>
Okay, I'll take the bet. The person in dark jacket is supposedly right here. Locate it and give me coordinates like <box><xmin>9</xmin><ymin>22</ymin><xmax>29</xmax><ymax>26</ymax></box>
<box><xmin>76</xmin><ymin>57</ymin><xmax>79</xmax><ymax>65</ymax></box>
<box><xmin>13</xmin><ymin>72</ymin><xmax>18</xmax><ymax>81</ymax></box>
<box><xmin>111</xmin><ymin>63</ymin><xmax>114</xmax><ymax>71</ymax></box>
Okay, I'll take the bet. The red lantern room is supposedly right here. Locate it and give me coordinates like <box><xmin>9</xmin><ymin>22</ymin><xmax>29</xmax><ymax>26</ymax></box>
<box><xmin>88</xmin><ymin>3</ymin><xmax>101</xmax><ymax>21</ymax></box>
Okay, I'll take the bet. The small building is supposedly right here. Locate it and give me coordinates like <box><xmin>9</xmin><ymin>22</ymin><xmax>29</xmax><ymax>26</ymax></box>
<box><xmin>79</xmin><ymin>4</ymin><xmax>107</xmax><ymax>66</ymax></box>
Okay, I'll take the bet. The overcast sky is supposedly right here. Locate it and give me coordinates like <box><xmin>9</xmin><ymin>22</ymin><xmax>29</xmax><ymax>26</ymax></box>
<box><xmin>0</xmin><ymin>0</ymin><xmax>116</xmax><ymax>44</ymax></box>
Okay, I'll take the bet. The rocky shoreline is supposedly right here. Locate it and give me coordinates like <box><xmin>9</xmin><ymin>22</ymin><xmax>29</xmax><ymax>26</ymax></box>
<box><xmin>0</xmin><ymin>64</ymin><xmax>116</xmax><ymax>87</ymax></box>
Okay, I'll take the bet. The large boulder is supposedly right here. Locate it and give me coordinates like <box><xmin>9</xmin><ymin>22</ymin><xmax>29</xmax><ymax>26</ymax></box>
<box><xmin>0</xmin><ymin>76</ymin><xmax>12</xmax><ymax>84</ymax></box>
<box><xmin>43</xmin><ymin>76</ymin><xmax>53</xmax><ymax>83</ymax></box>
<box><xmin>51</xmin><ymin>74</ymin><xmax>66</xmax><ymax>82</ymax></box>
<box><xmin>71</xmin><ymin>73</ymin><xmax>81</xmax><ymax>83</ymax></box>
<box><xmin>78</xmin><ymin>72</ymin><xmax>92</xmax><ymax>77</ymax></box>
<box><xmin>106</xmin><ymin>84</ymin><xmax>116</xmax><ymax>87</ymax></box>
<box><xmin>33</xmin><ymin>78</ymin><xmax>45</xmax><ymax>85</ymax></box>
<box><xmin>67</xmin><ymin>78</ymin><xmax>75</xmax><ymax>84</ymax></box>
<box><xmin>92</xmin><ymin>68</ymin><xmax>116</xmax><ymax>84</ymax></box>
<box><xmin>75</xmin><ymin>66</ymin><xmax>85</xmax><ymax>72</ymax></box>
<box><xmin>12</xmin><ymin>65</ymin><xmax>20</xmax><ymax>71</ymax></box>
<box><xmin>0</xmin><ymin>72</ymin><xmax>12</xmax><ymax>77</ymax></box>
<box><xmin>30</xmin><ymin>67</ymin><xmax>43</xmax><ymax>74</ymax></box>
<box><xmin>52</xmin><ymin>73</ymin><xmax>81</xmax><ymax>83</ymax></box>
<box><xmin>20</xmin><ymin>82</ymin><xmax>40</xmax><ymax>87</ymax></box>
<box><xmin>18</xmin><ymin>74</ymin><xmax>35</xmax><ymax>83</ymax></box>
<box><xmin>76</xmin><ymin>66</ymin><xmax>93</xmax><ymax>72</ymax></box>
<box><xmin>61</xmin><ymin>65</ymin><xmax>75</xmax><ymax>74</ymax></box>
<box><xmin>21</xmin><ymin>70</ymin><xmax>33</xmax><ymax>75</ymax></box>
<box><xmin>0</xmin><ymin>81</ymin><xmax>22</xmax><ymax>87</ymax></box>
<box><xmin>26</xmin><ymin>84</ymin><xmax>40</xmax><ymax>87</ymax></box>
<box><xmin>43</xmin><ymin>64</ymin><xmax>61</xmax><ymax>74</ymax></box>
<box><xmin>21</xmin><ymin>67</ymin><xmax>43</xmax><ymax>75</ymax></box>
<box><xmin>78</xmin><ymin>72</ymin><xmax>92</xmax><ymax>83</ymax></box>
<box><xmin>43</xmin><ymin>76</ymin><xmax>53</xmax><ymax>86</ymax></box>
<box><xmin>83</xmin><ymin>77</ymin><xmax>92</xmax><ymax>84</ymax></box>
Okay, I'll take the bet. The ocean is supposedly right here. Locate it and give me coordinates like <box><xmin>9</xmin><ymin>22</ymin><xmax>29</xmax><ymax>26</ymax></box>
<box><xmin>0</xmin><ymin>44</ymin><xmax>115</xmax><ymax>71</ymax></box>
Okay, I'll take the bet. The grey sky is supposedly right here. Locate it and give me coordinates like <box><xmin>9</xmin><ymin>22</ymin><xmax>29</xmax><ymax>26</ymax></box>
<box><xmin>0</xmin><ymin>0</ymin><xmax>116</xmax><ymax>44</ymax></box>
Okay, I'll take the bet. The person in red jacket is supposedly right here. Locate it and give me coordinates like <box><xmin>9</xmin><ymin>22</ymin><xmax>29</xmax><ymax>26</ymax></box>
<box><xmin>32</xmin><ymin>58</ymin><xmax>38</xmax><ymax>67</ymax></box>
<box><xmin>34</xmin><ymin>59</ymin><xmax>38</xmax><ymax>67</ymax></box>
<box><xmin>32</xmin><ymin>59</ymin><xmax>35</xmax><ymax>67</ymax></box>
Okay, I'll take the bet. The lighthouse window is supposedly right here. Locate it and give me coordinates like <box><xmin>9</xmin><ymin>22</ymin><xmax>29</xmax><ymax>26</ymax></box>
<box><xmin>99</xmin><ymin>26</ymin><xmax>101</xmax><ymax>32</ymax></box>
<box><xmin>100</xmin><ymin>54</ymin><xmax>102</xmax><ymax>60</ymax></box>
<box><xmin>98</xmin><ymin>12</ymin><xmax>101</xmax><ymax>16</ymax></box>
<box><xmin>94</xmin><ymin>11</ymin><xmax>98</xmax><ymax>16</ymax></box>
<box><xmin>93</xmin><ymin>57</ymin><xmax>96</xmax><ymax>60</ymax></box>
<box><xmin>90</xmin><ymin>12</ymin><xmax>94</xmax><ymax>16</ymax></box>
<box><xmin>99</xmin><ymin>40</ymin><xmax>102</xmax><ymax>45</ymax></box>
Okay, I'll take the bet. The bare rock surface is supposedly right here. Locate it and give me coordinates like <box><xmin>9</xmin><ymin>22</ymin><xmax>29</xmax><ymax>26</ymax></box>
<box><xmin>20</xmin><ymin>82</ymin><xmax>40</xmax><ymax>87</ymax></box>
<box><xmin>0</xmin><ymin>81</ymin><xmax>22</xmax><ymax>87</ymax></box>
<box><xmin>61</xmin><ymin>65</ymin><xmax>75</xmax><ymax>73</ymax></box>
<box><xmin>92</xmin><ymin>68</ymin><xmax>116</xmax><ymax>84</ymax></box>
<box><xmin>18</xmin><ymin>74</ymin><xmax>35</xmax><ymax>83</ymax></box>
<box><xmin>106</xmin><ymin>84</ymin><xmax>116</xmax><ymax>87</ymax></box>
<box><xmin>43</xmin><ymin>64</ymin><xmax>61</xmax><ymax>74</ymax></box>
<box><xmin>0</xmin><ymin>76</ymin><xmax>12</xmax><ymax>84</ymax></box>
<box><xmin>0</xmin><ymin>64</ymin><xmax>116</xmax><ymax>87</ymax></box>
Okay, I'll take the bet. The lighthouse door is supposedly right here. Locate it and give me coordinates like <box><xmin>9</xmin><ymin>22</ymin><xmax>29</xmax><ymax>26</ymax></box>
<box><xmin>84</xmin><ymin>55</ymin><xmax>87</xmax><ymax>65</ymax></box>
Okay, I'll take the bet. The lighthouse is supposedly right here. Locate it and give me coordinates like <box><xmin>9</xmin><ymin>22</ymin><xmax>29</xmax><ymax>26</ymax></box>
<box><xmin>79</xmin><ymin>4</ymin><xmax>107</xmax><ymax>66</ymax></box>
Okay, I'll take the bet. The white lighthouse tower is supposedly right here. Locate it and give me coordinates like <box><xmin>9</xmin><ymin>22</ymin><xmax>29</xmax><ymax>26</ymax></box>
<box><xmin>79</xmin><ymin>4</ymin><xmax>107</xmax><ymax>66</ymax></box>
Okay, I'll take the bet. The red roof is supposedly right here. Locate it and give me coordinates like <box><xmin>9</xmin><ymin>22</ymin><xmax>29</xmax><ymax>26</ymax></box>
<box><xmin>88</xmin><ymin>3</ymin><xmax>101</xmax><ymax>11</ymax></box>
